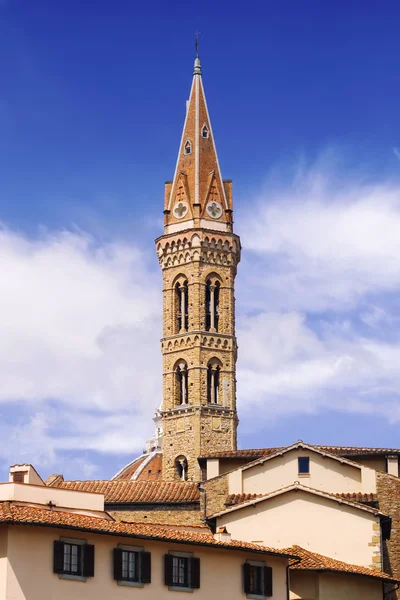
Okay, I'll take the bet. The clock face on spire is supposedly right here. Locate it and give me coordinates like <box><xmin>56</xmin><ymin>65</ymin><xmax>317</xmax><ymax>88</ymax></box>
<box><xmin>206</xmin><ymin>201</ymin><xmax>222</xmax><ymax>219</ymax></box>
<box><xmin>173</xmin><ymin>201</ymin><xmax>189</xmax><ymax>219</ymax></box>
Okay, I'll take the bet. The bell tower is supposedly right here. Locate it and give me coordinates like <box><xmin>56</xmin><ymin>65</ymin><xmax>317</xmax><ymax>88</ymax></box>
<box><xmin>155</xmin><ymin>49</ymin><xmax>241</xmax><ymax>482</ymax></box>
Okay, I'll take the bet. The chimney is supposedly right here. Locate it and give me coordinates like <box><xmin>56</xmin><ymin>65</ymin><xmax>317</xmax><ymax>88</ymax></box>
<box><xmin>9</xmin><ymin>465</ymin><xmax>44</xmax><ymax>486</ymax></box>
<box><xmin>214</xmin><ymin>526</ymin><xmax>231</xmax><ymax>543</ymax></box>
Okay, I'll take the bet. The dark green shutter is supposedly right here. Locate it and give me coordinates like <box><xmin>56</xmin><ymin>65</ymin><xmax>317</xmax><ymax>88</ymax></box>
<box><xmin>113</xmin><ymin>548</ymin><xmax>123</xmax><ymax>580</ymax></box>
<box><xmin>243</xmin><ymin>563</ymin><xmax>251</xmax><ymax>593</ymax></box>
<box><xmin>264</xmin><ymin>565</ymin><xmax>273</xmax><ymax>596</ymax></box>
<box><xmin>82</xmin><ymin>544</ymin><xmax>95</xmax><ymax>577</ymax></box>
<box><xmin>53</xmin><ymin>540</ymin><xmax>65</xmax><ymax>574</ymax></box>
<box><xmin>141</xmin><ymin>551</ymin><xmax>151</xmax><ymax>584</ymax></box>
<box><xmin>190</xmin><ymin>557</ymin><xmax>200</xmax><ymax>589</ymax></box>
<box><xmin>164</xmin><ymin>554</ymin><xmax>174</xmax><ymax>586</ymax></box>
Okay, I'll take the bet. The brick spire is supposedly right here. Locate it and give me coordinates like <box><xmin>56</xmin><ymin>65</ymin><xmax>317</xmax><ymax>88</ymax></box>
<box><xmin>164</xmin><ymin>52</ymin><xmax>233</xmax><ymax>234</ymax></box>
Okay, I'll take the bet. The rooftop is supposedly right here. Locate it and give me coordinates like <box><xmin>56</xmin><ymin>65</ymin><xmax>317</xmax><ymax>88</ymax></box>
<box><xmin>47</xmin><ymin>479</ymin><xmax>200</xmax><ymax>504</ymax></box>
<box><xmin>287</xmin><ymin>545</ymin><xmax>398</xmax><ymax>583</ymax></box>
<box><xmin>225</xmin><ymin>492</ymin><xmax>378</xmax><ymax>507</ymax></box>
<box><xmin>0</xmin><ymin>501</ymin><xmax>296</xmax><ymax>558</ymax></box>
<box><xmin>200</xmin><ymin>443</ymin><xmax>400</xmax><ymax>460</ymax></box>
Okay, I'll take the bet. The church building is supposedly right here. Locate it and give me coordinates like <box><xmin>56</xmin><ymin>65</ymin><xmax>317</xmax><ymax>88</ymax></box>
<box><xmin>40</xmin><ymin>48</ymin><xmax>400</xmax><ymax>599</ymax></box>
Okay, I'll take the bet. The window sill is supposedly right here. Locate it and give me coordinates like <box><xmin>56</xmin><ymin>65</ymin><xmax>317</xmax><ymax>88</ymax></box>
<box><xmin>117</xmin><ymin>580</ymin><xmax>144</xmax><ymax>588</ymax></box>
<box><xmin>58</xmin><ymin>574</ymin><xmax>87</xmax><ymax>583</ymax></box>
<box><xmin>298</xmin><ymin>473</ymin><xmax>310</xmax><ymax>477</ymax></box>
<box><xmin>168</xmin><ymin>586</ymin><xmax>194</xmax><ymax>593</ymax></box>
<box><xmin>246</xmin><ymin>594</ymin><xmax>266</xmax><ymax>600</ymax></box>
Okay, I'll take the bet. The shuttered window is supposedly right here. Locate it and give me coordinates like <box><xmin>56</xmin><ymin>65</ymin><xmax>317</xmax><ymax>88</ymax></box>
<box><xmin>165</xmin><ymin>553</ymin><xmax>200</xmax><ymax>589</ymax></box>
<box><xmin>243</xmin><ymin>563</ymin><xmax>273</xmax><ymax>598</ymax></box>
<box><xmin>53</xmin><ymin>540</ymin><xmax>94</xmax><ymax>580</ymax></box>
<box><xmin>113</xmin><ymin>548</ymin><xmax>151</xmax><ymax>585</ymax></box>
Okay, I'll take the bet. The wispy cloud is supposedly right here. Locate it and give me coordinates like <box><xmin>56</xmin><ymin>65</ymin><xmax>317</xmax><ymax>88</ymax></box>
<box><xmin>236</xmin><ymin>153</ymin><xmax>400</xmax><ymax>426</ymax></box>
<box><xmin>0</xmin><ymin>226</ymin><xmax>161</xmax><ymax>475</ymax></box>
<box><xmin>394</xmin><ymin>147</ymin><xmax>400</xmax><ymax>162</ymax></box>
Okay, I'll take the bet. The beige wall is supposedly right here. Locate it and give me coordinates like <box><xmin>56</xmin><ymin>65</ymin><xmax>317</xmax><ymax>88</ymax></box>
<box><xmin>353</xmin><ymin>456</ymin><xmax>386</xmax><ymax>473</ymax></box>
<box><xmin>240</xmin><ymin>449</ymin><xmax>376</xmax><ymax>496</ymax></box>
<box><xmin>4</xmin><ymin>524</ymin><xmax>289</xmax><ymax>600</ymax></box>
<box><xmin>290</xmin><ymin>571</ymin><xmax>383</xmax><ymax>600</ymax></box>
<box><xmin>0</xmin><ymin>483</ymin><xmax>104</xmax><ymax>514</ymax></box>
<box><xmin>319</xmin><ymin>572</ymin><xmax>382</xmax><ymax>600</ymax></box>
<box><xmin>217</xmin><ymin>490</ymin><xmax>379</xmax><ymax>568</ymax></box>
<box><xmin>0</xmin><ymin>526</ymin><xmax>7</xmax><ymax>599</ymax></box>
<box><xmin>290</xmin><ymin>571</ymin><xmax>319</xmax><ymax>599</ymax></box>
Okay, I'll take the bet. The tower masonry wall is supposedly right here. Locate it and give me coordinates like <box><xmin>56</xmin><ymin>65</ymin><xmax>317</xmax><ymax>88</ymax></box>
<box><xmin>157</xmin><ymin>230</ymin><xmax>240</xmax><ymax>481</ymax></box>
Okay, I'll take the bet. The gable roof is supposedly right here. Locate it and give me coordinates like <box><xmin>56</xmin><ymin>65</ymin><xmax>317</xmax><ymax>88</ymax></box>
<box><xmin>287</xmin><ymin>545</ymin><xmax>398</xmax><ymax>583</ymax></box>
<box><xmin>200</xmin><ymin>443</ymin><xmax>400</xmax><ymax>460</ymax></box>
<box><xmin>240</xmin><ymin>442</ymin><xmax>363</xmax><ymax>473</ymax></box>
<box><xmin>0</xmin><ymin>502</ymin><xmax>297</xmax><ymax>559</ymax></box>
<box><xmin>48</xmin><ymin>480</ymin><xmax>200</xmax><ymax>504</ymax></box>
<box><xmin>317</xmin><ymin>445</ymin><xmax>400</xmax><ymax>457</ymax></box>
<box><xmin>225</xmin><ymin>492</ymin><xmax>378</xmax><ymax>508</ymax></box>
<box><xmin>211</xmin><ymin>483</ymin><xmax>381</xmax><ymax>518</ymax></box>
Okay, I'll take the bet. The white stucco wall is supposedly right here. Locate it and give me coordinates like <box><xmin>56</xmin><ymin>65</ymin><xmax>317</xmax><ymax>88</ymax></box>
<box><xmin>240</xmin><ymin>449</ymin><xmax>376</xmax><ymax>496</ymax></box>
<box><xmin>3</xmin><ymin>524</ymin><xmax>289</xmax><ymax>600</ymax></box>
<box><xmin>217</xmin><ymin>490</ymin><xmax>379</xmax><ymax>567</ymax></box>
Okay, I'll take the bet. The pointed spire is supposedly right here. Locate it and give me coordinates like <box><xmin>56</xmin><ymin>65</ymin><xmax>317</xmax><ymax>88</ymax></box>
<box><xmin>193</xmin><ymin>32</ymin><xmax>202</xmax><ymax>76</ymax></box>
<box><xmin>163</xmin><ymin>48</ymin><xmax>233</xmax><ymax>234</ymax></box>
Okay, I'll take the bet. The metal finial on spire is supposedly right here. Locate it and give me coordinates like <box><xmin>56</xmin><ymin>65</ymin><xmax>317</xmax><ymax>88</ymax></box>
<box><xmin>193</xmin><ymin>31</ymin><xmax>202</xmax><ymax>75</ymax></box>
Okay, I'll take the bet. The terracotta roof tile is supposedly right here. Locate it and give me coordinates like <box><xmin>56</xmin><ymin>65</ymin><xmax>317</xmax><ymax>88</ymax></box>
<box><xmin>0</xmin><ymin>502</ymin><xmax>297</xmax><ymax>558</ymax></box>
<box><xmin>135</xmin><ymin>454</ymin><xmax>163</xmax><ymax>481</ymax></box>
<box><xmin>225</xmin><ymin>494</ymin><xmax>265</xmax><ymax>506</ymax></box>
<box><xmin>336</xmin><ymin>492</ymin><xmax>378</xmax><ymax>503</ymax></box>
<box><xmin>199</xmin><ymin>448</ymin><xmax>281</xmax><ymax>459</ymax></box>
<box><xmin>115</xmin><ymin>456</ymin><xmax>147</xmax><ymax>480</ymax></box>
<box><xmin>112</xmin><ymin>453</ymin><xmax>163</xmax><ymax>481</ymax></box>
<box><xmin>287</xmin><ymin>545</ymin><xmax>398</xmax><ymax>583</ymax></box>
<box><xmin>316</xmin><ymin>446</ymin><xmax>400</xmax><ymax>456</ymax></box>
<box><xmin>200</xmin><ymin>444</ymin><xmax>400</xmax><ymax>460</ymax></box>
<box><xmin>56</xmin><ymin>480</ymin><xmax>200</xmax><ymax>504</ymax></box>
<box><xmin>226</xmin><ymin>492</ymin><xmax>378</xmax><ymax>508</ymax></box>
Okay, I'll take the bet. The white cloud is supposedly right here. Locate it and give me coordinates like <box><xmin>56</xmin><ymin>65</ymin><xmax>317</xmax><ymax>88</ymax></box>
<box><xmin>235</xmin><ymin>156</ymin><xmax>400</xmax><ymax>426</ymax></box>
<box><xmin>394</xmin><ymin>147</ymin><xmax>400</xmax><ymax>162</ymax></box>
<box><xmin>239</xmin><ymin>158</ymin><xmax>400</xmax><ymax>312</ymax></box>
<box><xmin>0</xmin><ymin>226</ymin><xmax>162</xmax><ymax>472</ymax></box>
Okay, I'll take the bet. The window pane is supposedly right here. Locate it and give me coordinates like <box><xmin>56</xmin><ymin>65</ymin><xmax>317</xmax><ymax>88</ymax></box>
<box><xmin>121</xmin><ymin>550</ymin><xmax>137</xmax><ymax>581</ymax></box>
<box><xmin>71</xmin><ymin>545</ymin><xmax>79</xmax><ymax>573</ymax></box>
<box><xmin>298</xmin><ymin>457</ymin><xmax>310</xmax><ymax>474</ymax></box>
<box><xmin>172</xmin><ymin>556</ymin><xmax>189</xmax><ymax>587</ymax></box>
<box><xmin>63</xmin><ymin>544</ymin><xmax>71</xmax><ymax>572</ymax></box>
<box><xmin>63</xmin><ymin>543</ymin><xmax>81</xmax><ymax>575</ymax></box>
<box><xmin>249</xmin><ymin>565</ymin><xmax>263</xmax><ymax>595</ymax></box>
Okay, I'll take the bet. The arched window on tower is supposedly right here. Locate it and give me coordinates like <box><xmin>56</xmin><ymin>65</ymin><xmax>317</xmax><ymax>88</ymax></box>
<box><xmin>175</xmin><ymin>280</ymin><xmax>189</xmax><ymax>332</ymax></box>
<box><xmin>205</xmin><ymin>279</ymin><xmax>220</xmax><ymax>332</ymax></box>
<box><xmin>207</xmin><ymin>359</ymin><xmax>221</xmax><ymax>405</ymax></box>
<box><xmin>175</xmin><ymin>360</ymin><xmax>188</xmax><ymax>405</ymax></box>
<box><xmin>175</xmin><ymin>455</ymin><xmax>188</xmax><ymax>481</ymax></box>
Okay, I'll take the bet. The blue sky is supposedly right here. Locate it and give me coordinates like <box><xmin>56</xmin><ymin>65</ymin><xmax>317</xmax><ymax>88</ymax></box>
<box><xmin>1</xmin><ymin>0</ymin><xmax>400</xmax><ymax>481</ymax></box>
